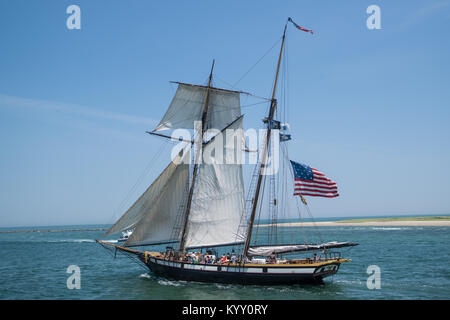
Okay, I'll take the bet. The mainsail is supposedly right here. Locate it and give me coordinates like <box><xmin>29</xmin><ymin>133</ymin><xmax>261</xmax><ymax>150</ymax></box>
<box><xmin>184</xmin><ymin>117</ymin><xmax>246</xmax><ymax>249</ymax></box>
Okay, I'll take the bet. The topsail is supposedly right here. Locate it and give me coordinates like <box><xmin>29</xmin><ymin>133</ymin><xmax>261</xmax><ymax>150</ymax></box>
<box><xmin>154</xmin><ymin>83</ymin><xmax>241</xmax><ymax>132</ymax></box>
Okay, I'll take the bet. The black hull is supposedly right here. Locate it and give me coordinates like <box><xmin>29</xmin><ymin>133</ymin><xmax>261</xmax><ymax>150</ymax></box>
<box><xmin>140</xmin><ymin>255</ymin><xmax>340</xmax><ymax>285</ymax></box>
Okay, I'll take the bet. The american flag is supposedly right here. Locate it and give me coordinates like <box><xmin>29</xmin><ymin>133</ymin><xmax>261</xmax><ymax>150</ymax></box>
<box><xmin>290</xmin><ymin>160</ymin><xmax>339</xmax><ymax>198</ymax></box>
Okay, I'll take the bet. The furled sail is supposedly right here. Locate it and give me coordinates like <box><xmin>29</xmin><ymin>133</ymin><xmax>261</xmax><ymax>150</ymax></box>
<box><xmin>122</xmin><ymin>148</ymin><xmax>190</xmax><ymax>247</ymax></box>
<box><xmin>153</xmin><ymin>83</ymin><xmax>241</xmax><ymax>132</ymax></box>
<box><xmin>247</xmin><ymin>241</ymin><xmax>359</xmax><ymax>257</ymax></box>
<box><xmin>184</xmin><ymin>117</ymin><xmax>246</xmax><ymax>249</ymax></box>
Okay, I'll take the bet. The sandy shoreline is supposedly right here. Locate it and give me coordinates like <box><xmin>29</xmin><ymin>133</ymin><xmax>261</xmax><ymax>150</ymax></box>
<box><xmin>257</xmin><ymin>220</ymin><xmax>450</xmax><ymax>227</ymax></box>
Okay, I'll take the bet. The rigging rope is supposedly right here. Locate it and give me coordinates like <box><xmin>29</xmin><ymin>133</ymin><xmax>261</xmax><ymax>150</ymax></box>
<box><xmin>108</xmin><ymin>140</ymin><xmax>169</xmax><ymax>225</ymax></box>
<box><xmin>233</xmin><ymin>36</ymin><xmax>283</xmax><ymax>88</ymax></box>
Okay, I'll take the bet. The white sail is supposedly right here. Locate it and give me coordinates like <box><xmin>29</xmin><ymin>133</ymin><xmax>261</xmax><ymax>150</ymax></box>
<box><xmin>184</xmin><ymin>117</ymin><xmax>246</xmax><ymax>248</ymax></box>
<box><xmin>123</xmin><ymin>149</ymin><xmax>190</xmax><ymax>246</ymax></box>
<box><xmin>105</xmin><ymin>151</ymin><xmax>187</xmax><ymax>236</ymax></box>
<box><xmin>154</xmin><ymin>84</ymin><xmax>241</xmax><ymax>132</ymax></box>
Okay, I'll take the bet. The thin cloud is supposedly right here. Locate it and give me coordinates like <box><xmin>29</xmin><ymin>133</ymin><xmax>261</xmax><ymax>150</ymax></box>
<box><xmin>0</xmin><ymin>93</ymin><xmax>158</xmax><ymax>127</ymax></box>
<box><xmin>399</xmin><ymin>0</ymin><xmax>450</xmax><ymax>30</ymax></box>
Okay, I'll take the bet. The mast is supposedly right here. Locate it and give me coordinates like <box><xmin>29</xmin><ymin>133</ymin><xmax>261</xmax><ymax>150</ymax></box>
<box><xmin>243</xmin><ymin>23</ymin><xmax>288</xmax><ymax>256</ymax></box>
<box><xmin>178</xmin><ymin>60</ymin><xmax>215</xmax><ymax>253</ymax></box>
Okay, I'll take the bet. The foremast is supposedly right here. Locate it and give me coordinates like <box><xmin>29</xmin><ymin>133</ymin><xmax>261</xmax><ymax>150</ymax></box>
<box><xmin>178</xmin><ymin>60</ymin><xmax>215</xmax><ymax>253</ymax></box>
<box><xmin>243</xmin><ymin>23</ymin><xmax>288</xmax><ymax>257</ymax></box>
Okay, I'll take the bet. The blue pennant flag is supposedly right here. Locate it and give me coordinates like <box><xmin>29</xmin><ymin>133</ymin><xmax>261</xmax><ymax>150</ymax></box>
<box><xmin>280</xmin><ymin>133</ymin><xmax>291</xmax><ymax>142</ymax></box>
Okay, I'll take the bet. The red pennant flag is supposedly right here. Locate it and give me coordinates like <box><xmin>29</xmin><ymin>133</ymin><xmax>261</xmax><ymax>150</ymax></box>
<box><xmin>288</xmin><ymin>17</ymin><xmax>314</xmax><ymax>35</ymax></box>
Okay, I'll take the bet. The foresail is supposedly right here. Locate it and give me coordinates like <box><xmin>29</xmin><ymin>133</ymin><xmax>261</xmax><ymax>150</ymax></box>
<box><xmin>153</xmin><ymin>84</ymin><xmax>241</xmax><ymax>132</ymax></box>
<box><xmin>247</xmin><ymin>241</ymin><xmax>359</xmax><ymax>256</ymax></box>
<box><xmin>184</xmin><ymin>117</ymin><xmax>246</xmax><ymax>249</ymax></box>
<box><xmin>123</xmin><ymin>149</ymin><xmax>190</xmax><ymax>247</ymax></box>
<box><xmin>105</xmin><ymin>151</ymin><xmax>187</xmax><ymax>236</ymax></box>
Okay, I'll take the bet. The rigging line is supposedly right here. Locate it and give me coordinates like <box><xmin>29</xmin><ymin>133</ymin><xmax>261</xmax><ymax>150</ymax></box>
<box><xmin>174</xmin><ymin>80</ymin><xmax>271</xmax><ymax>101</ymax></box>
<box><xmin>155</xmin><ymin>105</ymin><xmax>242</xmax><ymax>129</ymax></box>
<box><xmin>233</xmin><ymin>36</ymin><xmax>283</xmax><ymax>88</ymax></box>
<box><xmin>280</xmin><ymin>144</ymin><xmax>289</xmax><ymax>228</ymax></box>
<box><xmin>157</xmin><ymin>97</ymin><xmax>269</xmax><ymax>130</ymax></box>
<box><xmin>268</xmin><ymin>138</ymin><xmax>278</xmax><ymax>244</ymax></box>
<box><xmin>252</xmin><ymin>162</ymin><xmax>265</xmax><ymax>244</ymax></box>
<box><xmin>159</xmin><ymin>84</ymin><xmax>271</xmax><ymax>132</ymax></box>
<box><xmin>241</xmin><ymin>101</ymin><xmax>270</xmax><ymax>108</ymax></box>
<box><xmin>304</xmin><ymin>204</ymin><xmax>323</xmax><ymax>244</ymax></box>
<box><xmin>214</xmin><ymin>75</ymin><xmax>240</xmax><ymax>92</ymax></box>
<box><xmin>285</xmin><ymin>33</ymin><xmax>290</xmax><ymax>123</ymax></box>
<box><xmin>253</xmin><ymin>169</ymin><xmax>266</xmax><ymax>245</ymax></box>
<box><xmin>108</xmin><ymin>140</ymin><xmax>169</xmax><ymax>224</ymax></box>
<box><xmin>120</xmin><ymin>250</ymin><xmax>149</xmax><ymax>272</ymax></box>
<box><xmin>282</xmin><ymin>144</ymin><xmax>308</xmax><ymax>244</ymax></box>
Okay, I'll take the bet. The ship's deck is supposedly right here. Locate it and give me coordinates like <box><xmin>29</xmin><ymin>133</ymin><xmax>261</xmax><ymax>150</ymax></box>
<box><xmin>96</xmin><ymin>240</ymin><xmax>350</xmax><ymax>268</ymax></box>
<box><xmin>144</xmin><ymin>251</ymin><xmax>350</xmax><ymax>267</ymax></box>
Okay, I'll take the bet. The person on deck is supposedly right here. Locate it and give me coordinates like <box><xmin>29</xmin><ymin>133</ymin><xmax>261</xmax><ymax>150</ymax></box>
<box><xmin>231</xmin><ymin>250</ymin><xmax>237</xmax><ymax>264</ymax></box>
<box><xmin>268</xmin><ymin>252</ymin><xmax>277</xmax><ymax>264</ymax></box>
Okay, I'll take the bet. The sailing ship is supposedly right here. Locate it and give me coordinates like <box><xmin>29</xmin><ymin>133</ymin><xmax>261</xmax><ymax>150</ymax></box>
<box><xmin>97</xmin><ymin>19</ymin><xmax>358</xmax><ymax>285</ymax></box>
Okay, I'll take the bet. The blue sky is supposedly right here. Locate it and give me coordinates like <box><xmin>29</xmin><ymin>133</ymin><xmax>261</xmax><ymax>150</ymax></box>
<box><xmin>1</xmin><ymin>0</ymin><xmax>449</xmax><ymax>227</ymax></box>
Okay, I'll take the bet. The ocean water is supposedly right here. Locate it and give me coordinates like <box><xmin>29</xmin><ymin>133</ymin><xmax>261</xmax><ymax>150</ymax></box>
<box><xmin>0</xmin><ymin>223</ymin><xmax>449</xmax><ymax>300</ymax></box>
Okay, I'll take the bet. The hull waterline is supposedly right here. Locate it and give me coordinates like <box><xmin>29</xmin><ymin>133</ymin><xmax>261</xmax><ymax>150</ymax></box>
<box><xmin>140</xmin><ymin>253</ymin><xmax>343</xmax><ymax>285</ymax></box>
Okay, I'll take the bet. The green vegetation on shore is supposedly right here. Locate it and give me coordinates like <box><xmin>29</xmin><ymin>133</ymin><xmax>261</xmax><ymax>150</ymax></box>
<box><xmin>336</xmin><ymin>216</ymin><xmax>450</xmax><ymax>223</ymax></box>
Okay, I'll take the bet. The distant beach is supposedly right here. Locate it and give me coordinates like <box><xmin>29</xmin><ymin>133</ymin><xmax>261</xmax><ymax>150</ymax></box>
<box><xmin>257</xmin><ymin>216</ymin><xmax>450</xmax><ymax>227</ymax></box>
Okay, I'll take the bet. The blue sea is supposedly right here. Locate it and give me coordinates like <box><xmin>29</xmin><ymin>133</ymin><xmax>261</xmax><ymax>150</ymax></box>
<box><xmin>0</xmin><ymin>217</ymin><xmax>449</xmax><ymax>300</ymax></box>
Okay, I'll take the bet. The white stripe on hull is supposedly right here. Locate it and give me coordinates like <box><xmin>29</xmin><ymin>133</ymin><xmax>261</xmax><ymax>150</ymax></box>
<box><xmin>150</xmin><ymin>258</ymin><xmax>322</xmax><ymax>275</ymax></box>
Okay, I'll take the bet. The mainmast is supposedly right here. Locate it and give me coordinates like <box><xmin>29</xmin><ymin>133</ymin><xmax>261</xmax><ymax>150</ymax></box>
<box><xmin>243</xmin><ymin>23</ymin><xmax>288</xmax><ymax>256</ymax></box>
<box><xmin>178</xmin><ymin>60</ymin><xmax>215</xmax><ymax>253</ymax></box>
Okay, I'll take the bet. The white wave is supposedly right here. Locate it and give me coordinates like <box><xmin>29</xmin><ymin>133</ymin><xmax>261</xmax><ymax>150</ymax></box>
<box><xmin>73</xmin><ymin>239</ymin><xmax>96</xmax><ymax>243</ymax></box>
<box><xmin>46</xmin><ymin>239</ymin><xmax>95</xmax><ymax>243</ymax></box>
<box><xmin>372</xmin><ymin>227</ymin><xmax>405</xmax><ymax>230</ymax></box>
<box><xmin>214</xmin><ymin>284</ymin><xmax>234</xmax><ymax>290</ymax></box>
<box><xmin>139</xmin><ymin>273</ymin><xmax>188</xmax><ymax>288</ymax></box>
<box><xmin>101</xmin><ymin>240</ymin><xmax>118</xmax><ymax>243</ymax></box>
<box><xmin>157</xmin><ymin>279</ymin><xmax>186</xmax><ymax>287</ymax></box>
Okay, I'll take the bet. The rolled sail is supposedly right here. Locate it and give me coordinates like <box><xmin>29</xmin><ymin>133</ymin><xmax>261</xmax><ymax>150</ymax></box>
<box><xmin>184</xmin><ymin>117</ymin><xmax>246</xmax><ymax>249</ymax></box>
<box><xmin>153</xmin><ymin>84</ymin><xmax>241</xmax><ymax>132</ymax></box>
<box><xmin>247</xmin><ymin>241</ymin><xmax>359</xmax><ymax>257</ymax></box>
